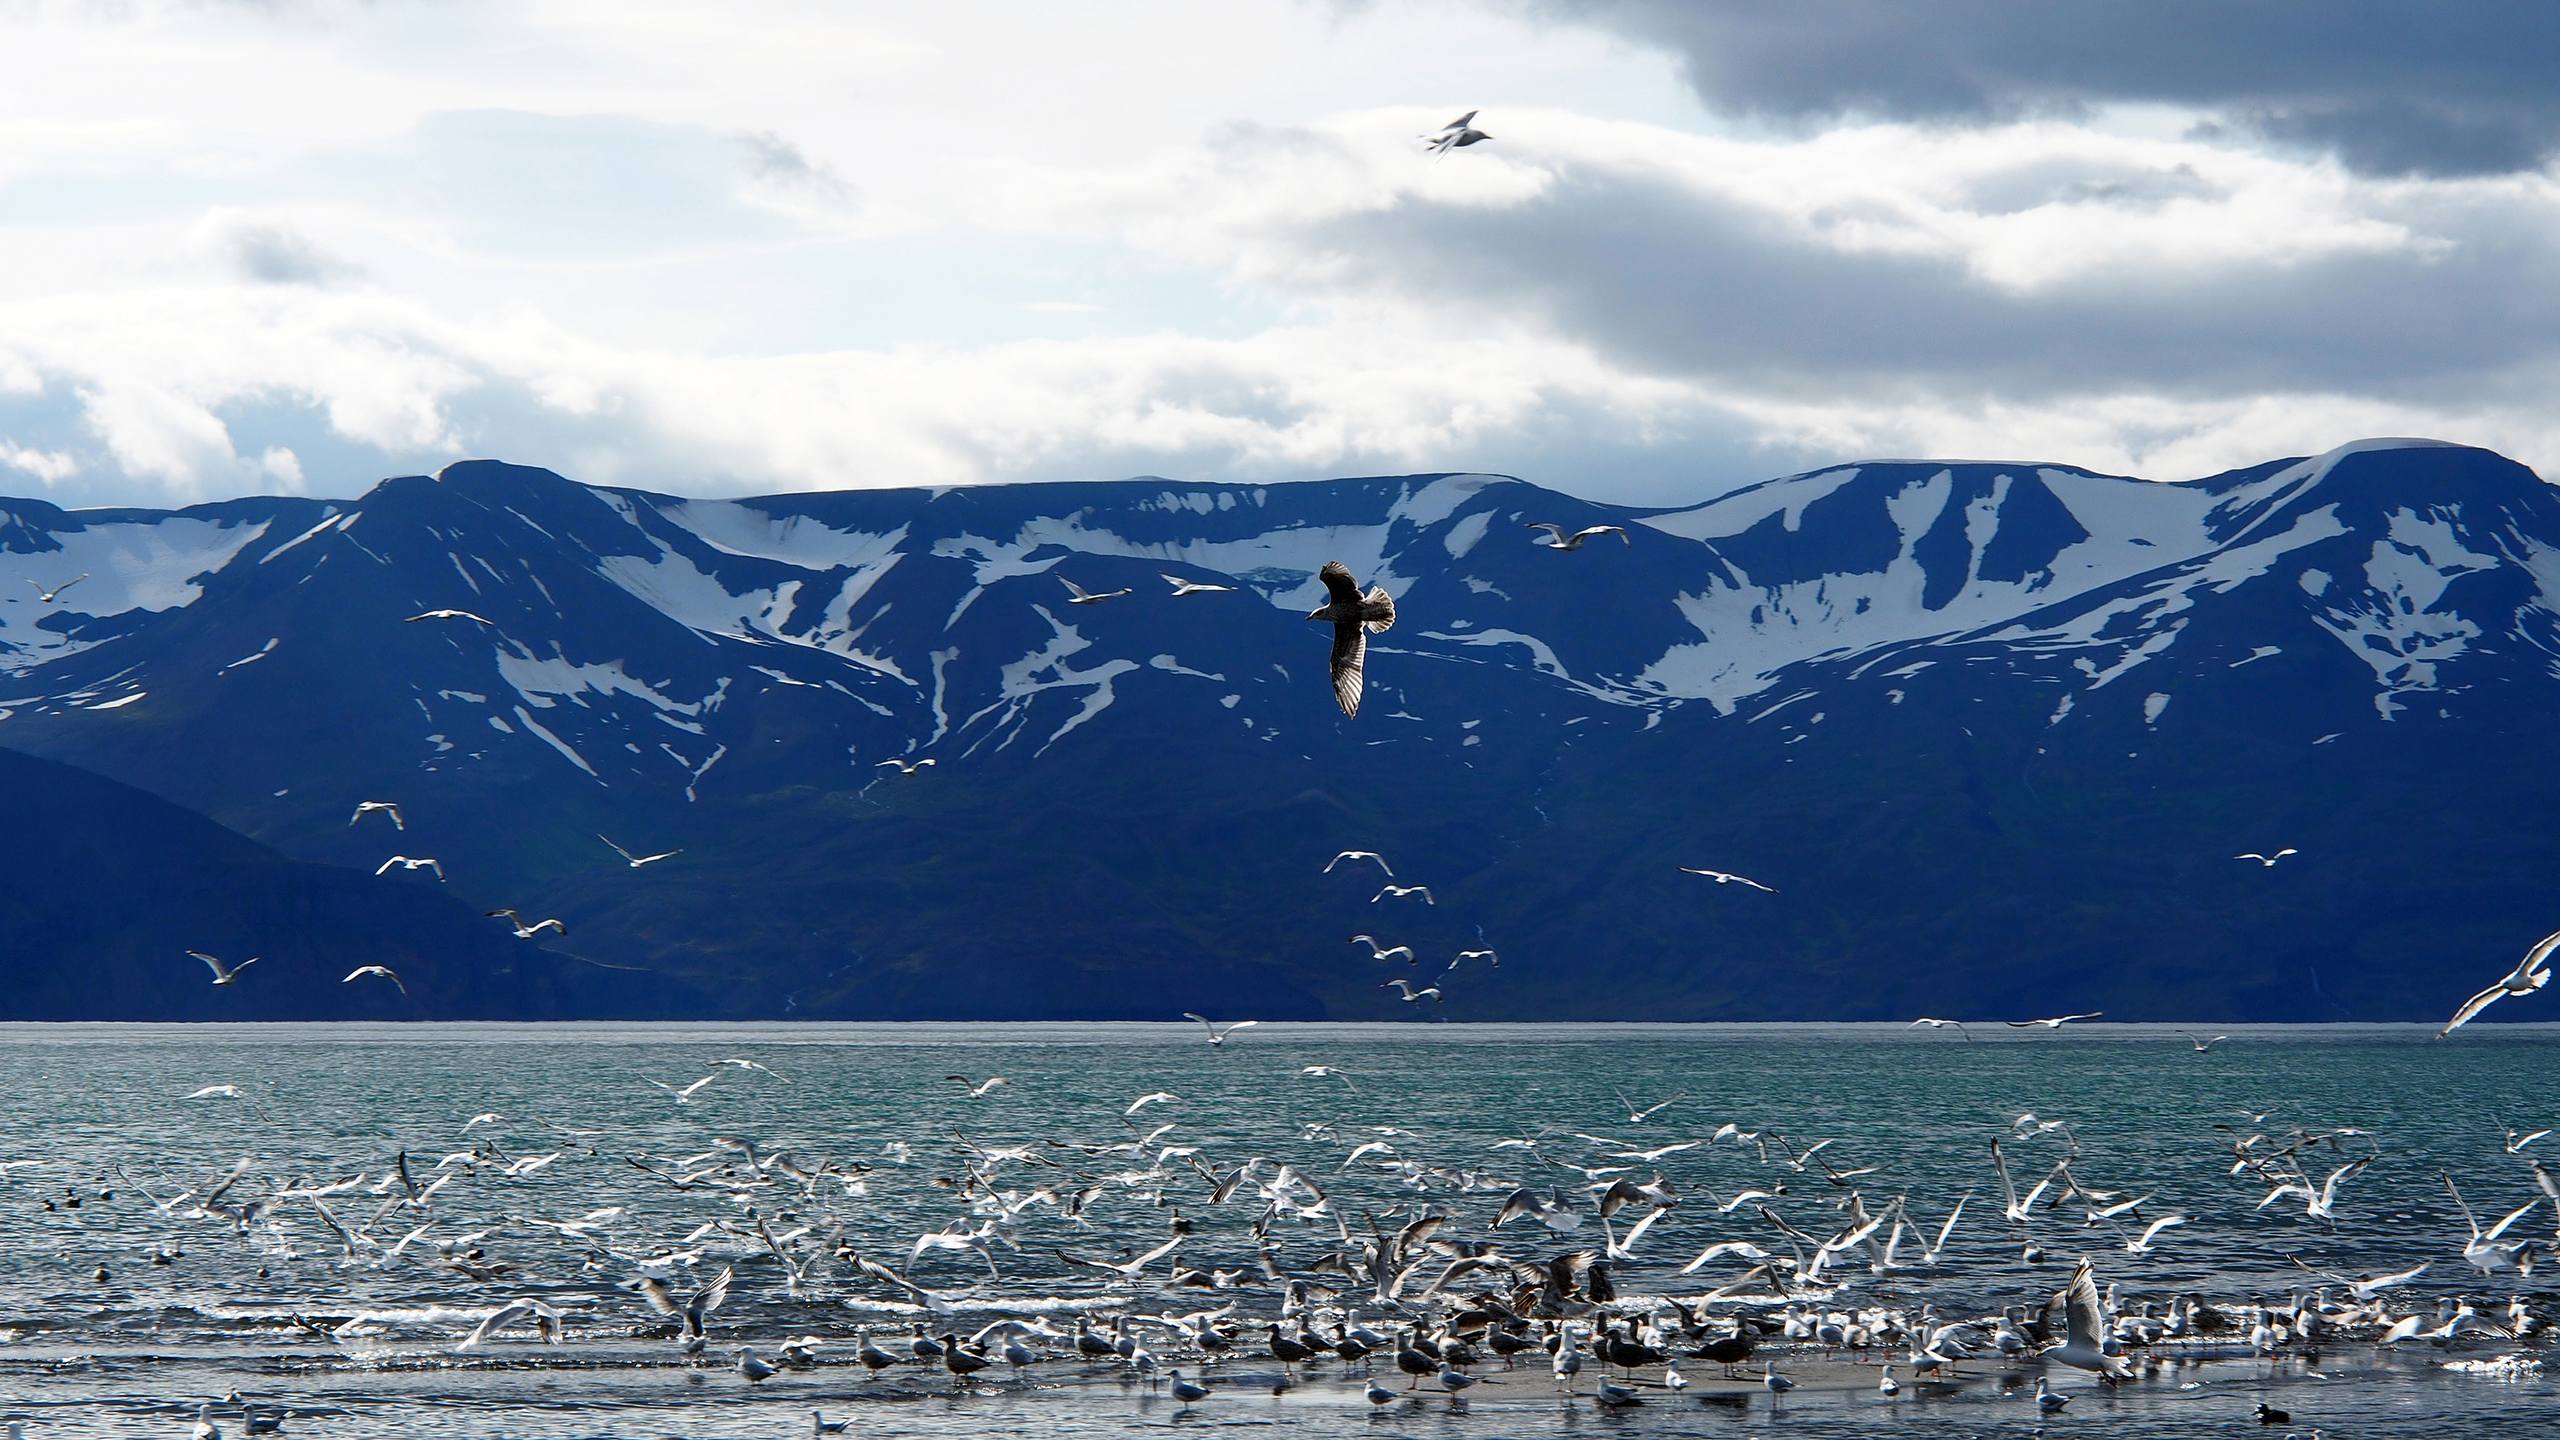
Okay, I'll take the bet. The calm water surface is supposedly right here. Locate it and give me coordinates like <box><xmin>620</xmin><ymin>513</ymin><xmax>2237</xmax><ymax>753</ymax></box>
<box><xmin>0</xmin><ymin>1022</ymin><xmax>2550</xmax><ymax>1437</ymax></box>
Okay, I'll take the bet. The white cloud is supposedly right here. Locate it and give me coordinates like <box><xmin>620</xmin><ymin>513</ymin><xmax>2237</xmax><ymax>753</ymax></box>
<box><xmin>0</xmin><ymin>440</ymin><xmax>77</xmax><ymax>485</ymax></box>
<box><xmin>0</xmin><ymin>0</ymin><xmax>2553</xmax><ymax>510</ymax></box>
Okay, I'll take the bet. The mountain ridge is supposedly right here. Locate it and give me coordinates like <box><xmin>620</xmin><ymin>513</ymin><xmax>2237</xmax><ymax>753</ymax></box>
<box><xmin>3</xmin><ymin>438</ymin><xmax>2555</xmax><ymax>1022</ymax></box>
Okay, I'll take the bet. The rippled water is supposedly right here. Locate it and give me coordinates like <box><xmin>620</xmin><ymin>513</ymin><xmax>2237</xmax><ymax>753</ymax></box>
<box><xmin>0</xmin><ymin>1022</ymin><xmax>2553</xmax><ymax>1437</ymax></box>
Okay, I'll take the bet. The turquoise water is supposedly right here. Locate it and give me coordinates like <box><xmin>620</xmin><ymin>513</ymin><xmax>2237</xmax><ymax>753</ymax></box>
<box><xmin>0</xmin><ymin>1022</ymin><xmax>2550</xmax><ymax>1436</ymax></box>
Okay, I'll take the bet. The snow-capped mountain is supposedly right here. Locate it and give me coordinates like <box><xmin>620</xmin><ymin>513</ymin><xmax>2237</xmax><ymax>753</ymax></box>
<box><xmin>4</xmin><ymin>439</ymin><xmax>2557</xmax><ymax>1021</ymax></box>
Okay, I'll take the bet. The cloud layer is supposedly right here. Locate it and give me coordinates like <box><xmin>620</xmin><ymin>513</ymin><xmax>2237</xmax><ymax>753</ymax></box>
<box><xmin>0</xmin><ymin>0</ymin><xmax>2554</xmax><ymax>509</ymax></box>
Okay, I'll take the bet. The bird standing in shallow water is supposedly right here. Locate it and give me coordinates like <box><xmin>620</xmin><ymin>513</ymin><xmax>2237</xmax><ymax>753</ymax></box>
<box><xmin>1306</xmin><ymin>561</ymin><xmax>1395</xmax><ymax>718</ymax></box>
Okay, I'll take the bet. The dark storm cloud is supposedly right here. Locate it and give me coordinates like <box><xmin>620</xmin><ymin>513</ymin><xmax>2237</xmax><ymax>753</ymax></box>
<box><xmin>1280</xmin><ymin>151</ymin><xmax>2560</xmax><ymax>405</ymax></box>
<box><xmin>1536</xmin><ymin>0</ymin><xmax>2560</xmax><ymax>177</ymax></box>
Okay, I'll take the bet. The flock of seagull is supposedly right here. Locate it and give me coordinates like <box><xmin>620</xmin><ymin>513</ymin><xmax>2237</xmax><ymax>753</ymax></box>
<box><xmin>31</xmin><ymin>1027</ymin><xmax>2556</xmax><ymax>1437</ymax></box>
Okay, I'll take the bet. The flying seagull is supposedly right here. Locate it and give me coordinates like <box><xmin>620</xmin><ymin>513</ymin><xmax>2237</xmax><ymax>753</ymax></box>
<box><xmin>188</xmin><ymin>951</ymin><xmax>256</xmax><ymax>985</ymax></box>
<box><xmin>599</xmin><ymin>835</ymin><xmax>682</xmax><ymax>868</ymax></box>
<box><xmin>1306</xmin><ymin>560</ymin><xmax>1396</xmax><ymax>718</ymax></box>
<box><xmin>1183</xmin><ymin>1013</ymin><xmax>1259</xmax><ymax>1046</ymax></box>
<box><xmin>375</xmin><ymin>855</ymin><xmax>445</xmax><ymax>880</ymax></box>
<box><xmin>1423</xmin><ymin>115</ymin><xmax>1491</xmax><ymax>155</ymax></box>
<box><xmin>1162</xmin><ymin>574</ymin><xmax>1234</xmax><ymax>597</ymax></box>
<box><xmin>947</xmin><ymin>1075</ymin><xmax>1007</xmax><ymax>1099</ymax></box>
<box><xmin>1058</xmin><ymin>577</ymin><xmax>1132</xmax><ymax>605</ymax></box>
<box><xmin>2236</xmin><ymin>848</ymin><xmax>2299</xmax><ymax>867</ymax></box>
<box><xmin>348</xmin><ymin>800</ymin><xmax>405</xmax><ymax>830</ymax></box>
<box><xmin>1373</xmin><ymin>884</ymin><xmax>1434</xmax><ymax>905</ymax></box>
<box><xmin>486</xmin><ymin>909</ymin><xmax>567</xmax><ymax>939</ymax></box>
<box><xmin>1527</xmin><ymin>523</ymin><xmax>1630</xmax><ymax>551</ymax></box>
<box><xmin>877</xmin><ymin>758</ymin><xmax>936</xmax><ymax>776</ymax></box>
<box><xmin>2182</xmin><ymin>1031</ymin><xmax>2228</xmax><ymax>1052</ymax></box>
<box><xmin>1348</xmin><ymin>934</ymin><xmax>1415</xmax><ymax>963</ymax></box>
<box><xmin>1300</xmin><ymin>1065</ymin><xmax>1359</xmax><ymax>1092</ymax></box>
<box><xmin>27</xmin><ymin>574</ymin><xmax>87</xmax><ymax>604</ymax></box>
<box><xmin>1324</xmin><ymin>850</ymin><xmax>1393</xmax><ymax>876</ymax></box>
<box><xmin>1680</xmin><ymin>867</ymin><xmax>1775</xmax><ymax>893</ymax></box>
<box><xmin>1382</xmin><ymin>979</ymin><xmax>1442</xmax><ymax>1003</ymax></box>
<box><xmin>2045</xmin><ymin>1258</ymin><xmax>2133</xmax><ymax>1379</ymax></box>
<box><xmin>343</xmin><ymin>965</ymin><xmax>408</xmax><ymax>996</ymax></box>
<box><xmin>2439</xmin><ymin>926</ymin><xmax>2560</xmax><ymax>1038</ymax></box>
<box><xmin>649</xmin><ymin>1073</ymin><xmax>721</xmax><ymax>1103</ymax></box>
<box><xmin>405</xmin><ymin>609</ymin><xmax>494</xmax><ymax>625</ymax></box>
<box><xmin>1614</xmin><ymin>1089</ymin><xmax>1685</xmax><ymax>1123</ymax></box>
<box><xmin>2008</xmin><ymin>1012</ymin><xmax>2103</xmax><ymax>1029</ymax></box>
<box><xmin>1909</xmin><ymin>1018</ymin><xmax>1969</xmax><ymax>1037</ymax></box>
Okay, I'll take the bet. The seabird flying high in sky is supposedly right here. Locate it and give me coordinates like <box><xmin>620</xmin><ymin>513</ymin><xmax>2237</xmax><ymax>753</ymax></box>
<box><xmin>1324</xmin><ymin>850</ymin><xmax>1393</xmax><ymax>876</ymax></box>
<box><xmin>877</xmin><ymin>758</ymin><xmax>936</xmax><ymax>776</ymax></box>
<box><xmin>1161</xmin><ymin>574</ymin><xmax>1233</xmax><ymax>597</ymax></box>
<box><xmin>1680</xmin><ymin>867</ymin><xmax>1776</xmax><ymax>892</ymax></box>
<box><xmin>348</xmin><ymin>801</ymin><xmax>404</xmax><ymax>830</ymax></box>
<box><xmin>2438</xmin><ymin>925</ymin><xmax>2560</xmax><ymax>1038</ymax></box>
<box><xmin>27</xmin><ymin>574</ymin><xmax>87</xmax><ymax>604</ymax></box>
<box><xmin>1306</xmin><ymin>561</ymin><xmax>1395</xmax><ymax>718</ymax></box>
<box><xmin>404</xmin><ymin>609</ymin><xmax>493</xmax><ymax>625</ymax></box>
<box><xmin>1058</xmin><ymin>577</ymin><xmax>1132</xmax><ymax>605</ymax></box>
<box><xmin>376</xmin><ymin>855</ymin><xmax>444</xmax><ymax>880</ymax></box>
<box><xmin>1527</xmin><ymin>523</ymin><xmax>1630</xmax><ymax>551</ymax></box>
<box><xmin>598</xmin><ymin>835</ymin><xmax>682</xmax><ymax>868</ymax></box>
<box><xmin>188</xmin><ymin>950</ymin><xmax>256</xmax><ymax>985</ymax></box>
<box><xmin>486</xmin><ymin>909</ymin><xmax>567</xmax><ymax>939</ymax></box>
<box><xmin>343</xmin><ymin>965</ymin><xmax>408</xmax><ymax>995</ymax></box>
<box><xmin>2236</xmin><ymin>848</ymin><xmax>2299</xmax><ymax>867</ymax></box>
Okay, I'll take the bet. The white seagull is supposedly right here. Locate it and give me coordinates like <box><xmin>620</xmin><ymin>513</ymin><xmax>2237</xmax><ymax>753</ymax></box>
<box><xmin>2439</xmin><ymin>926</ymin><xmax>2560</xmax><ymax>1038</ymax></box>
<box><xmin>599</xmin><ymin>835</ymin><xmax>682</xmax><ymax>868</ymax></box>
<box><xmin>1182</xmin><ymin>1013</ymin><xmax>1259</xmax><ymax>1046</ymax></box>
<box><xmin>2181</xmin><ymin>1031</ymin><xmax>2228</xmax><ymax>1052</ymax></box>
<box><xmin>877</xmin><ymin>757</ymin><xmax>936</xmax><ymax>776</ymax></box>
<box><xmin>1162</xmin><ymin>574</ymin><xmax>1233</xmax><ymax>597</ymax></box>
<box><xmin>348</xmin><ymin>800</ymin><xmax>405</xmax><ymax>830</ymax></box>
<box><xmin>649</xmin><ymin>1073</ymin><xmax>722</xmax><ymax>1103</ymax></box>
<box><xmin>1527</xmin><ymin>522</ymin><xmax>1629</xmax><ymax>551</ymax></box>
<box><xmin>1680</xmin><ymin>866</ymin><xmax>1776</xmax><ymax>892</ymax></box>
<box><xmin>2235</xmin><ymin>848</ymin><xmax>2299</xmax><ymax>867</ymax></box>
<box><xmin>1373</xmin><ymin>884</ymin><xmax>1435</xmax><ymax>905</ymax></box>
<box><xmin>1300</xmin><ymin>1065</ymin><xmax>1359</xmax><ymax>1092</ymax></box>
<box><xmin>404</xmin><ymin>609</ymin><xmax>493</xmax><ymax>625</ymax></box>
<box><xmin>2124</xmin><ymin>1213</ymin><xmax>2188</xmax><ymax>1254</ymax></box>
<box><xmin>1382</xmin><ymin>979</ymin><xmax>1442</xmax><ymax>1003</ymax></box>
<box><xmin>946</xmin><ymin>1075</ymin><xmax>1008</xmax><ymax>1098</ymax></box>
<box><xmin>188</xmin><ymin>950</ymin><xmax>257</xmax><ymax>985</ymax></box>
<box><xmin>1424</xmin><ymin>119</ymin><xmax>1492</xmax><ymax>155</ymax></box>
<box><xmin>487</xmin><ymin>909</ymin><xmax>567</xmax><ymax>938</ymax></box>
<box><xmin>1348</xmin><ymin>934</ymin><xmax>1415</xmax><ymax>963</ymax></box>
<box><xmin>1324</xmin><ymin>850</ymin><xmax>1394</xmax><ymax>876</ymax></box>
<box><xmin>343</xmin><ymin>965</ymin><xmax>408</xmax><ymax>996</ymax></box>
<box><xmin>2043</xmin><ymin>1258</ymin><xmax>2132</xmax><ymax>1379</ymax></box>
<box><xmin>28</xmin><ymin>574</ymin><xmax>88</xmax><ymax>604</ymax></box>
<box><xmin>1058</xmin><ymin>577</ymin><xmax>1132</xmax><ymax>605</ymax></box>
<box><xmin>376</xmin><ymin>855</ymin><xmax>445</xmax><ymax>880</ymax></box>
<box><xmin>2007</xmin><ymin>1012</ymin><xmax>2104</xmax><ymax>1029</ymax></box>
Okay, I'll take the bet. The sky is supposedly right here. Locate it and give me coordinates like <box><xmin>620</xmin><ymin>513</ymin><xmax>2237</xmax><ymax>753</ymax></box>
<box><xmin>3</xmin><ymin>0</ymin><xmax>2557</xmax><ymax>510</ymax></box>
